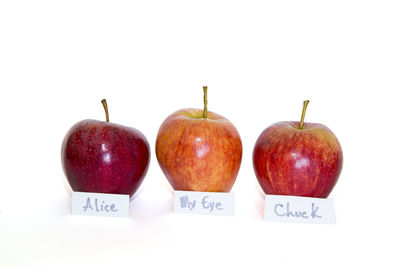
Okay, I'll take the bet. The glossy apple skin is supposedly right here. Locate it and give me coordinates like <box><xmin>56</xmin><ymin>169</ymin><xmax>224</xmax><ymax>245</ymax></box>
<box><xmin>253</xmin><ymin>121</ymin><xmax>343</xmax><ymax>198</ymax></box>
<box><xmin>156</xmin><ymin>109</ymin><xmax>242</xmax><ymax>192</ymax></box>
<box><xmin>61</xmin><ymin>120</ymin><xmax>150</xmax><ymax>196</ymax></box>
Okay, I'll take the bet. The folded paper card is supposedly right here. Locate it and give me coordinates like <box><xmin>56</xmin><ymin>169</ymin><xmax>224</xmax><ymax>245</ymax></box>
<box><xmin>71</xmin><ymin>192</ymin><xmax>130</xmax><ymax>217</ymax></box>
<box><xmin>174</xmin><ymin>191</ymin><xmax>235</xmax><ymax>216</ymax></box>
<box><xmin>264</xmin><ymin>195</ymin><xmax>336</xmax><ymax>224</ymax></box>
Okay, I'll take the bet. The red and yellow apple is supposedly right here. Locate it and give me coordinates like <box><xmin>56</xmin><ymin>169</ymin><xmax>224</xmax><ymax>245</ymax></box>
<box><xmin>156</xmin><ymin>86</ymin><xmax>242</xmax><ymax>192</ymax></box>
<box><xmin>253</xmin><ymin>100</ymin><xmax>343</xmax><ymax>198</ymax></box>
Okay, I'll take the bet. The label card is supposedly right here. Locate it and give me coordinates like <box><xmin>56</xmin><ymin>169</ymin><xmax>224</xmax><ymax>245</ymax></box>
<box><xmin>264</xmin><ymin>195</ymin><xmax>336</xmax><ymax>224</ymax></box>
<box><xmin>71</xmin><ymin>192</ymin><xmax>130</xmax><ymax>217</ymax></box>
<box><xmin>174</xmin><ymin>191</ymin><xmax>235</xmax><ymax>216</ymax></box>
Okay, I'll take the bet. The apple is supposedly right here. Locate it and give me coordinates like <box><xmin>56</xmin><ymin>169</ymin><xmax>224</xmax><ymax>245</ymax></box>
<box><xmin>61</xmin><ymin>99</ymin><xmax>150</xmax><ymax>196</ymax></box>
<box><xmin>155</xmin><ymin>86</ymin><xmax>242</xmax><ymax>192</ymax></box>
<box><xmin>253</xmin><ymin>100</ymin><xmax>343</xmax><ymax>198</ymax></box>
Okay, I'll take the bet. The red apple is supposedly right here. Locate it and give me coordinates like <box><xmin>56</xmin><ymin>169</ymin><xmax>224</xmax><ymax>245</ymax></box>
<box><xmin>156</xmin><ymin>86</ymin><xmax>242</xmax><ymax>192</ymax></box>
<box><xmin>253</xmin><ymin>100</ymin><xmax>343</xmax><ymax>198</ymax></box>
<box><xmin>61</xmin><ymin>99</ymin><xmax>150</xmax><ymax>196</ymax></box>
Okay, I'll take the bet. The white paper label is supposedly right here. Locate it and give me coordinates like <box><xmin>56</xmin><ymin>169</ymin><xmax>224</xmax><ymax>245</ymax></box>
<box><xmin>264</xmin><ymin>195</ymin><xmax>336</xmax><ymax>224</ymax></box>
<box><xmin>174</xmin><ymin>191</ymin><xmax>235</xmax><ymax>216</ymax></box>
<box><xmin>71</xmin><ymin>192</ymin><xmax>130</xmax><ymax>217</ymax></box>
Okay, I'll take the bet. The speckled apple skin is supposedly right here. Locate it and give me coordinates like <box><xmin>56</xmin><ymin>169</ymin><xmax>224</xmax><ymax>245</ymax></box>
<box><xmin>156</xmin><ymin>109</ymin><xmax>242</xmax><ymax>192</ymax></box>
<box><xmin>61</xmin><ymin>120</ymin><xmax>150</xmax><ymax>196</ymax></box>
<box><xmin>253</xmin><ymin>121</ymin><xmax>343</xmax><ymax>198</ymax></box>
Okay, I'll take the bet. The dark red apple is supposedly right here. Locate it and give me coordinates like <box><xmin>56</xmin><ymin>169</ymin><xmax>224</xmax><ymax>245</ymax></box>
<box><xmin>253</xmin><ymin>100</ymin><xmax>343</xmax><ymax>198</ymax></box>
<box><xmin>156</xmin><ymin>86</ymin><xmax>242</xmax><ymax>192</ymax></box>
<box><xmin>61</xmin><ymin>99</ymin><xmax>150</xmax><ymax>196</ymax></box>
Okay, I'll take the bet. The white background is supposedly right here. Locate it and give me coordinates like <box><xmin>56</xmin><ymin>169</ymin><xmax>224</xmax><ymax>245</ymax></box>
<box><xmin>1</xmin><ymin>0</ymin><xmax>399</xmax><ymax>266</ymax></box>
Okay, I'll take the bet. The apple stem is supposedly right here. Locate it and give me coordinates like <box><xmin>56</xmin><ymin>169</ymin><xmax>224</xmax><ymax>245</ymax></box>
<box><xmin>101</xmin><ymin>99</ymin><xmax>110</xmax><ymax>122</ymax></box>
<box><xmin>299</xmin><ymin>100</ymin><xmax>310</xmax><ymax>130</ymax></box>
<box><xmin>203</xmin><ymin>86</ymin><xmax>208</xmax><ymax>118</ymax></box>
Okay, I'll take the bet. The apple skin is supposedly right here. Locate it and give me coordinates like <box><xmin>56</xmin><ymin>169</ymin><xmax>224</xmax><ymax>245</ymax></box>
<box><xmin>253</xmin><ymin>121</ymin><xmax>343</xmax><ymax>198</ymax></box>
<box><xmin>156</xmin><ymin>108</ymin><xmax>242</xmax><ymax>192</ymax></box>
<box><xmin>61</xmin><ymin>119</ymin><xmax>150</xmax><ymax>196</ymax></box>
